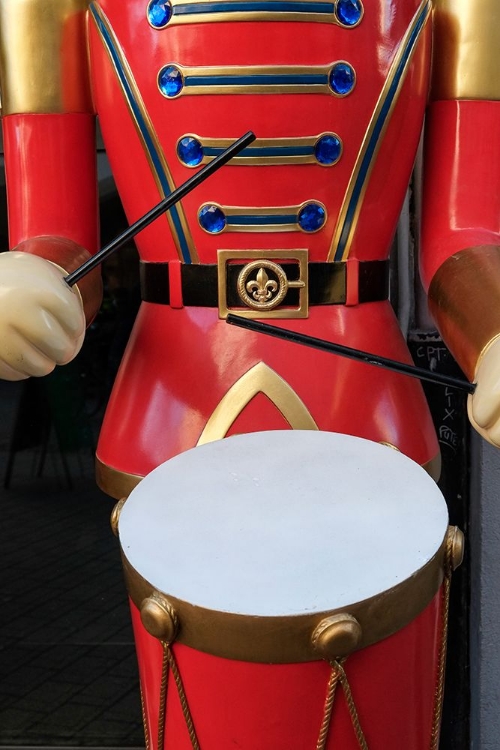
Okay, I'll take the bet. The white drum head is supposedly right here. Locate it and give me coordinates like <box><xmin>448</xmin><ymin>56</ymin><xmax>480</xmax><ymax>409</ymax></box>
<box><xmin>120</xmin><ymin>431</ymin><xmax>448</xmax><ymax>617</ymax></box>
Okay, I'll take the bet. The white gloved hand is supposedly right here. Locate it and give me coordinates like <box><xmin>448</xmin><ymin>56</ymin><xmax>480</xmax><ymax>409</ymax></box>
<box><xmin>0</xmin><ymin>251</ymin><xmax>85</xmax><ymax>380</ymax></box>
<box><xmin>468</xmin><ymin>336</ymin><xmax>500</xmax><ymax>447</ymax></box>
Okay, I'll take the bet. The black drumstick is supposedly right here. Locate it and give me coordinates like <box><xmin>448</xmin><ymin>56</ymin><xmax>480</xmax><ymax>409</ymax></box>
<box><xmin>226</xmin><ymin>314</ymin><xmax>475</xmax><ymax>394</ymax></box>
<box><xmin>65</xmin><ymin>131</ymin><xmax>256</xmax><ymax>287</ymax></box>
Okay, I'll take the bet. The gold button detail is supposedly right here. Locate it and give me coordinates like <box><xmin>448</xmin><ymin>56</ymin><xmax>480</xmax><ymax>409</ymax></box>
<box><xmin>311</xmin><ymin>613</ymin><xmax>362</xmax><ymax>660</ymax></box>
<box><xmin>140</xmin><ymin>592</ymin><xmax>178</xmax><ymax>642</ymax></box>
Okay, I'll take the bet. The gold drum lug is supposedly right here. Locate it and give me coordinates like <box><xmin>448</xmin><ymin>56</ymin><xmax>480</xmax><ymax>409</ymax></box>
<box><xmin>447</xmin><ymin>525</ymin><xmax>465</xmax><ymax>571</ymax></box>
<box><xmin>110</xmin><ymin>498</ymin><xmax>127</xmax><ymax>537</ymax></box>
<box><xmin>140</xmin><ymin>592</ymin><xmax>179</xmax><ymax>643</ymax></box>
<box><xmin>311</xmin><ymin>613</ymin><xmax>362</xmax><ymax>660</ymax></box>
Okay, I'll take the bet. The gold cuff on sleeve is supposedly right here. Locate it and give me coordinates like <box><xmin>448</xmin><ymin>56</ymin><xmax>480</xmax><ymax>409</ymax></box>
<box><xmin>428</xmin><ymin>246</ymin><xmax>500</xmax><ymax>380</ymax></box>
<box><xmin>17</xmin><ymin>236</ymin><xmax>103</xmax><ymax>326</ymax></box>
<box><xmin>431</xmin><ymin>0</ymin><xmax>500</xmax><ymax>101</ymax></box>
<box><xmin>0</xmin><ymin>0</ymin><xmax>93</xmax><ymax>114</ymax></box>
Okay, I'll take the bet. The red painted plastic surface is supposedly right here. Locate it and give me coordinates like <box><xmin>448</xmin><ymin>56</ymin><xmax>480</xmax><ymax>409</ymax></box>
<box><xmin>421</xmin><ymin>100</ymin><xmax>500</xmax><ymax>288</ymax></box>
<box><xmin>87</xmin><ymin>0</ymin><xmax>438</xmax><ymax>475</ymax></box>
<box><xmin>2</xmin><ymin>113</ymin><xmax>99</xmax><ymax>254</ymax></box>
<box><xmin>96</xmin><ymin>301</ymin><xmax>438</xmax><ymax>475</ymax></box>
<box><xmin>130</xmin><ymin>591</ymin><xmax>443</xmax><ymax>749</ymax></box>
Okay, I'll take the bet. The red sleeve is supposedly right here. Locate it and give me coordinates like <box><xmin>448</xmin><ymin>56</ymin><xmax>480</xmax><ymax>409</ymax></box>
<box><xmin>420</xmin><ymin>99</ymin><xmax>500</xmax><ymax>289</ymax></box>
<box><xmin>3</xmin><ymin>112</ymin><xmax>99</xmax><ymax>254</ymax></box>
<box><xmin>417</xmin><ymin>0</ymin><xmax>500</xmax><ymax>379</ymax></box>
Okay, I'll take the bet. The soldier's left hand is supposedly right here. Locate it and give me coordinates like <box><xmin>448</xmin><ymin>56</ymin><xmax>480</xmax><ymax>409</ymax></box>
<box><xmin>468</xmin><ymin>337</ymin><xmax>500</xmax><ymax>447</ymax></box>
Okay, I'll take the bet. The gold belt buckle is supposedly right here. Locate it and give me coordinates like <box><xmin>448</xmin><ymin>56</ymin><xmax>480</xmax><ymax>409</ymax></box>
<box><xmin>217</xmin><ymin>249</ymin><xmax>309</xmax><ymax>319</ymax></box>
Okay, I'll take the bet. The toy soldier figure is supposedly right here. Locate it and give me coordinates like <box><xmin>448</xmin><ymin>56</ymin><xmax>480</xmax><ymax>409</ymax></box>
<box><xmin>1</xmin><ymin>0</ymin><xmax>498</xmax><ymax>494</ymax></box>
<box><xmin>0</xmin><ymin>0</ymin><xmax>499</xmax><ymax>493</ymax></box>
<box><xmin>0</xmin><ymin>2</ymin><xmax>496</xmax><ymax>746</ymax></box>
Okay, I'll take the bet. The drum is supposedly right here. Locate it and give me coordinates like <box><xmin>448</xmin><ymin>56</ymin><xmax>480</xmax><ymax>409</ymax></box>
<box><xmin>114</xmin><ymin>430</ymin><xmax>463</xmax><ymax>750</ymax></box>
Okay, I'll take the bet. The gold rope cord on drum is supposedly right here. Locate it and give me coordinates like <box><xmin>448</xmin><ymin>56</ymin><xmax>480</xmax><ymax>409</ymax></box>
<box><xmin>317</xmin><ymin>659</ymin><xmax>368</xmax><ymax>750</ymax></box>
<box><xmin>160</xmin><ymin>642</ymin><xmax>201</xmax><ymax>750</ymax></box>
<box><xmin>157</xmin><ymin>646</ymin><xmax>170</xmax><ymax>750</ymax></box>
<box><xmin>140</xmin><ymin>684</ymin><xmax>151</xmax><ymax>750</ymax></box>
<box><xmin>316</xmin><ymin>662</ymin><xmax>342</xmax><ymax>750</ymax></box>
<box><xmin>429</xmin><ymin>535</ymin><xmax>454</xmax><ymax>750</ymax></box>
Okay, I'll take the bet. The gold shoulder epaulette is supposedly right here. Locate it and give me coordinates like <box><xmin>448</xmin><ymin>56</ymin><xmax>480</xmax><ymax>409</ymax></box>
<box><xmin>431</xmin><ymin>0</ymin><xmax>500</xmax><ymax>101</ymax></box>
<box><xmin>0</xmin><ymin>0</ymin><xmax>93</xmax><ymax>115</ymax></box>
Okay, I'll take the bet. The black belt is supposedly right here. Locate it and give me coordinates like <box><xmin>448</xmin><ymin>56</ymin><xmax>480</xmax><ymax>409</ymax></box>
<box><xmin>140</xmin><ymin>260</ymin><xmax>389</xmax><ymax>311</ymax></box>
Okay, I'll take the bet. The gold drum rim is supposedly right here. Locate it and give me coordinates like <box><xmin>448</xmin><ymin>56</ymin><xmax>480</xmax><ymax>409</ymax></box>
<box><xmin>121</xmin><ymin>533</ymin><xmax>448</xmax><ymax>664</ymax></box>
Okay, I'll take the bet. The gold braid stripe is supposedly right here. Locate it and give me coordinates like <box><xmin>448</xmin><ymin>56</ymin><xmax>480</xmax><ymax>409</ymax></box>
<box><xmin>317</xmin><ymin>659</ymin><xmax>368</xmax><ymax>750</ymax></box>
<box><xmin>328</xmin><ymin>0</ymin><xmax>430</xmax><ymax>261</ymax></box>
<box><xmin>140</xmin><ymin>684</ymin><xmax>151</xmax><ymax>750</ymax></box>
<box><xmin>430</xmin><ymin>534</ymin><xmax>453</xmax><ymax>750</ymax></box>
<box><xmin>89</xmin><ymin>2</ymin><xmax>198</xmax><ymax>263</ymax></box>
<box><xmin>162</xmin><ymin>643</ymin><xmax>201</xmax><ymax>750</ymax></box>
<box><xmin>157</xmin><ymin>646</ymin><xmax>170</xmax><ymax>750</ymax></box>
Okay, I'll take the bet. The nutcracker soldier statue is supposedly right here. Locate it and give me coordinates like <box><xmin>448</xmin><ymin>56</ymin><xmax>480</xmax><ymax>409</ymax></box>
<box><xmin>0</xmin><ymin>0</ymin><xmax>497</xmax><ymax>747</ymax></box>
<box><xmin>0</xmin><ymin>0</ymin><xmax>499</xmax><ymax>482</ymax></box>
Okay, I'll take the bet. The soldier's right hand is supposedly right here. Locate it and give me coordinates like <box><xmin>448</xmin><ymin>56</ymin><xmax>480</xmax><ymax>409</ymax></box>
<box><xmin>0</xmin><ymin>251</ymin><xmax>86</xmax><ymax>381</ymax></box>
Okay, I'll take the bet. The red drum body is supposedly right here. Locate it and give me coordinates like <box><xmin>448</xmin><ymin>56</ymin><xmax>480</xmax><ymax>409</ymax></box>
<box><xmin>130</xmin><ymin>599</ymin><xmax>443</xmax><ymax>750</ymax></box>
<box><xmin>116</xmin><ymin>431</ymin><xmax>463</xmax><ymax>750</ymax></box>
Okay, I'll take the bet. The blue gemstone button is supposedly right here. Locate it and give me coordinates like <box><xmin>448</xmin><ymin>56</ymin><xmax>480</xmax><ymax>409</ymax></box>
<box><xmin>147</xmin><ymin>0</ymin><xmax>172</xmax><ymax>27</ymax></box>
<box><xmin>199</xmin><ymin>205</ymin><xmax>227</xmax><ymax>233</ymax></box>
<box><xmin>315</xmin><ymin>134</ymin><xmax>342</xmax><ymax>165</ymax></box>
<box><xmin>336</xmin><ymin>0</ymin><xmax>363</xmax><ymax>26</ymax></box>
<box><xmin>298</xmin><ymin>203</ymin><xmax>326</xmax><ymax>232</ymax></box>
<box><xmin>158</xmin><ymin>65</ymin><xmax>183</xmax><ymax>97</ymax></box>
<box><xmin>329</xmin><ymin>62</ymin><xmax>356</xmax><ymax>95</ymax></box>
<box><xmin>177</xmin><ymin>137</ymin><xmax>203</xmax><ymax>166</ymax></box>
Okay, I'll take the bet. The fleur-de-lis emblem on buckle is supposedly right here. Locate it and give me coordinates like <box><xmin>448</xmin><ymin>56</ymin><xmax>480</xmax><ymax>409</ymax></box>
<box><xmin>237</xmin><ymin>260</ymin><xmax>289</xmax><ymax>311</ymax></box>
<box><xmin>247</xmin><ymin>267</ymin><xmax>278</xmax><ymax>303</ymax></box>
<box><xmin>217</xmin><ymin>249</ymin><xmax>308</xmax><ymax>319</ymax></box>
